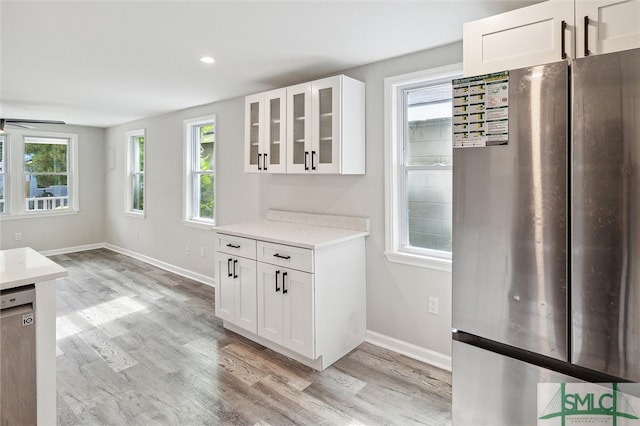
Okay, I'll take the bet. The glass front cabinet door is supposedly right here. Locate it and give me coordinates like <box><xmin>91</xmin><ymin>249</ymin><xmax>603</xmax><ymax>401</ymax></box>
<box><xmin>244</xmin><ymin>88</ymin><xmax>287</xmax><ymax>173</ymax></box>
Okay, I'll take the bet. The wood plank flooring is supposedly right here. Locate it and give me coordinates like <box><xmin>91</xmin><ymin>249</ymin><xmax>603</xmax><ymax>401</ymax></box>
<box><xmin>51</xmin><ymin>249</ymin><xmax>452</xmax><ymax>425</ymax></box>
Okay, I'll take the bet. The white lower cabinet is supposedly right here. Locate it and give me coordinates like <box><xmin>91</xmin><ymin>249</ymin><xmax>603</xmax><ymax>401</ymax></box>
<box><xmin>214</xmin><ymin>227</ymin><xmax>366</xmax><ymax>371</ymax></box>
<box><xmin>215</xmin><ymin>235</ymin><xmax>258</xmax><ymax>334</ymax></box>
<box><xmin>257</xmin><ymin>263</ymin><xmax>314</xmax><ymax>359</ymax></box>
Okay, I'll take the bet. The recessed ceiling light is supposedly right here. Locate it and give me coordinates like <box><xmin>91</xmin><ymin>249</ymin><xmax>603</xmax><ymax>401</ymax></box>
<box><xmin>200</xmin><ymin>56</ymin><xmax>215</xmax><ymax>64</ymax></box>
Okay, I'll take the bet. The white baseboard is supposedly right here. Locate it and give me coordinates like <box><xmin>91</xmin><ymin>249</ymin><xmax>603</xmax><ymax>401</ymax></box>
<box><xmin>103</xmin><ymin>243</ymin><xmax>215</xmax><ymax>288</ymax></box>
<box><xmin>41</xmin><ymin>242</ymin><xmax>215</xmax><ymax>288</ymax></box>
<box><xmin>365</xmin><ymin>330</ymin><xmax>451</xmax><ymax>372</ymax></box>
<box><xmin>40</xmin><ymin>243</ymin><xmax>104</xmax><ymax>257</ymax></box>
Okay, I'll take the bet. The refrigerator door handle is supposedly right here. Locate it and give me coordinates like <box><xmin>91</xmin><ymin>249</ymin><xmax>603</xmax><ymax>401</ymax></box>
<box><xmin>584</xmin><ymin>16</ymin><xmax>590</xmax><ymax>56</ymax></box>
<box><xmin>561</xmin><ymin>20</ymin><xmax>567</xmax><ymax>60</ymax></box>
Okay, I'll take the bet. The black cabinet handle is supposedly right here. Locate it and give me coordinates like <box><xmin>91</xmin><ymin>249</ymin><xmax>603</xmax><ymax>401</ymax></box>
<box><xmin>227</xmin><ymin>258</ymin><xmax>233</xmax><ymax>277</ymax></box>
<box><xmin>233</xmin><ymin>259</ymin><xmax>238</xmax><ymax>278</ymax></box>
<box><xmin>273</xmin><ymin>253</ymin><xmax>291</xmax><ymax>260</ymax></box>
<box><xmin>311</xmin><ymin>150</ymin><xmax>317</xmax><ymax>170</ymax></box>
<box><xmin>258</xmin><ymin>153</ymin><xmax>262</xmax><ymax>170</ymax></box>
<box><xmin>226</xmin><ymin>243</ymin><xmax>240</xmax><ymax>249</ymax></box>
<box><xmin>561</xmin><ymin>20</ymin><xmax>567</xmax><ymax>60</ymax></box>
<box><xmin>275</xmin><ymin>270</ymin><xmax>281</xmax><ymax>292</ymax></box>
<box><xmin>584</xmin><ymin>16</ymin><xmax>590</xmax><ymax>56</ymax></box>
<box><xmin>264</xmin><ymin>153</ymin><xmax>268</xmax><ymax>171</ymax></box>
<box><xmin>282</xmin><ymin>272</ymin><xmax>288</xmax><ymax>294</ymax></box>
<box><xmin>304</xmin><ymin>151</ymin><xmax>309</xmax><ymax>170</ymax></box>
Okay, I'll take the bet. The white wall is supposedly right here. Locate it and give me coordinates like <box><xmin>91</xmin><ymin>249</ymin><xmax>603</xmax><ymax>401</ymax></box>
<box><xmin>0</xmin><ymin>125</ymin><xmax>106</xmax><ymax>251</ymax></box>
<box><xmin>104</xmin><ymin>42</ymin><xmax>462</xmax><ymax>362</ymax></box>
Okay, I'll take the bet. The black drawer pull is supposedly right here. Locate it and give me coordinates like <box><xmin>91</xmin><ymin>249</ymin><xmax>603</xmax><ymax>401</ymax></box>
<box><xmin>226</xmin><ymin>243</ymin><xmax>240</xmax><ymax>249</ymax></box>
<box><xmin>273</xmin><ymin>253</ymin><xmax>291</xmax><ymax>260</ymax></box>
<box><xmin>275</xmin><ymin>270</ymin><xmax>281</xmax><ymax>292</ymax></box>
<box><xmin>233</xmin><ymin>259</ymin><xmax>238</xmax><ymax>278</ymax></box>
<box><xmin>282</xmin><ymin>272</ymin><xmax>288</xmax><ymax>294</ymax></box>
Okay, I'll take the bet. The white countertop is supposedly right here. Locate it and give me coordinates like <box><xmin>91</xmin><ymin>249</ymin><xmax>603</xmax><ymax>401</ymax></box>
<box><xmin>215</xmin><ymin>219</ymin><xmax>369</xmax><ymax>249</ymax></box>
<box><xmin>0</xmin><ymin>247</ymin><xmax>68</xmax><ymax>291</ymax></box>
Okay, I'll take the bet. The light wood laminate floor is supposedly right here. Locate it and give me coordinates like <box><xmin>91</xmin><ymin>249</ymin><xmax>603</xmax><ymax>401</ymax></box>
<box><xmin>52</xmin><ymin>249</ymin><xmax>452</xmax><ymax>425</ymax></box>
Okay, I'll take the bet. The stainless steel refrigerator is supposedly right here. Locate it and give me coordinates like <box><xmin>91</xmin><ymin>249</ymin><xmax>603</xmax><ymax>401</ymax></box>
<box><xmin>452</xmin><ymin>48</ymin><xmax>640</xmax><ymax>425</ymax></box>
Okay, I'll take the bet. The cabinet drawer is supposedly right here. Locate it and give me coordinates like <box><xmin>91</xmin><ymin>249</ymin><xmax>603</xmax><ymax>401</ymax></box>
<box><xmin>216</xmin><ymin>233</ymin><xmax>256</xmax><ymax>259</ymax></box>
<box><xmin>257</xmin><ymin>241</ymin><xmax>313</xmax><ymax>273</ymax></box>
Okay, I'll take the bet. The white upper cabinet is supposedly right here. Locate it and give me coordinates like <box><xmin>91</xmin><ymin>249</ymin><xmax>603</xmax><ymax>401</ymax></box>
<box><xmin>244</xmin><ymin>88</ymin><xmax>287</xmax><ymax>173</ymax></box>
<box><xmin>245</xmin><ymin>74</ymin><xmax>365</xmax><ymax>175</ymax></box>
<box><xmin>463</xmin><ymin>0</ymin><xmax>639</xmax><ymax>76</ymax></box>
<box><xmin>463</xmin><ymin>0</ymin><xmax>574</xmax><ymax>76</ymax></box>
<box><xmin>577</xmin><ymin>0</ymin><xmax>640</xmax><ymax>57</ymax></box>
<box><xmin>287</xmin><ymin>75</ymin><xmax>365</xmax><ymax>174</ymax></box>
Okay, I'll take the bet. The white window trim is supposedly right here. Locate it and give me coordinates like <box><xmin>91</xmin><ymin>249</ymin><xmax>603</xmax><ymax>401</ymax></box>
<box><xmin>125</xmin><ymin>129</ymin><xmax>145</xmax><ymax>218</ymax></box>
<box><xmin>384</xmin><ymin>63</ymin><xmax>462</xmax><ymax>272</ymax></box>
<box><xmin>0</xmin><ymin>135</ymin><xmax>8</xmax><ymax>215</ymax></box>
<box><xmin>0</xmin><ymin>130</ymin><xmax>79</xmax><ymax>220</ymax></box>
<box><xmin>183</xmin><ymin>115</ymin><xmax>216</xmax><ymax>228</ymax></box>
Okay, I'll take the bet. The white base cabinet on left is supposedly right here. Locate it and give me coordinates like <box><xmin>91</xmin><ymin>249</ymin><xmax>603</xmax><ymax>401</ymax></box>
<box><xmin>215</xmin><ymin>234</ymin><xmax>257</xmax><ymax>334</ymax></box>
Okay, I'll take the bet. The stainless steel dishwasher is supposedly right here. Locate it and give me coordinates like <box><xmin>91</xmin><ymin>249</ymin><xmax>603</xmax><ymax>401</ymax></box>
<box><xmin>1</xmin><ymin>284</ymin><xmax>37</xmax><ymax>426</ymax></box>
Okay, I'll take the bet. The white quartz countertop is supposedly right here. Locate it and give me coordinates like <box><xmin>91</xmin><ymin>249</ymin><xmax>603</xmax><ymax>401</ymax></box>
<box><xmin>214</xmin><ymin>219</ymin><xmax>369</xmax><ymax>249</ymax></box>
<box><xmin>0</xmin><ymin>247</ymin><xmax>68</xmax><ymax>291</ymax></box>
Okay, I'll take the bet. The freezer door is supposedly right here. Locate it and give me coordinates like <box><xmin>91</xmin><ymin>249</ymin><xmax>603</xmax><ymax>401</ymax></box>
<box><xmin>452</xmin><ymin>340</ymin><xmax>581</xmax><ymax>426</ymax></box>
<box><xmin>452</xmin><ymin>61</ymin><xmax>569</xmax><ymax>360</ymax></box>
<box><xmin>572</xmin><ymin>48</ymin><xmax>640</xmax><ymax>382</ymax></box>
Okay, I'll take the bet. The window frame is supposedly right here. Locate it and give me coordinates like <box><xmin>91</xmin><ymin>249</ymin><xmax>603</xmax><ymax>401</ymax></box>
<box><xmin>125</xmin><ymin>129</ymin><xmax>146</xmax><ymax>218</ymax></box>
<box><xmin>384</xmin><ymin>63</ymin><xmax>462</xmax><ymax>272</ymax></box>
<box><xmin>0</xmin><ymin>130</ymin><xmax>79</xmax><ymax>220</ymax></box>
<box><xmin>183</xmin><ymin>115</ymin><xmax>216</xmax><ymax>228</ymax></box>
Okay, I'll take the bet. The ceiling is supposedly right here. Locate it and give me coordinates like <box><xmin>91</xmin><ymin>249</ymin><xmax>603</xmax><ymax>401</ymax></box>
<box><xmin>1</xmin><ymin>0</ymin><xmax>538</xmax><ymax>128</ymax></box>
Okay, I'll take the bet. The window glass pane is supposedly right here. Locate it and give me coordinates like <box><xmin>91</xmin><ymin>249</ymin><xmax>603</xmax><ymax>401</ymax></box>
<box><xmin>0</xmin><ymin>175</ymin><xmax>4</xmax><ymax>213</ymax></box>
<box><xmin>406</xmin><ymin>169</ymin><xmax>452</xmax><ymax>252</ymax></box>
<box><xmin>133</xmin><ymin>136</ymin><xmax>144</xmax><ymax>173</ymax></box>
<box><xmin>0</xmin><ymin>139</ymin><xmax>4</xmax><ymax>172</ymax></box>
<box><xmin>198</xmin><ymin>173</ymin><xmax>214</xmax><ymax>220</ymax></box>
<box><xmin>25</xmin><ymin>174</ymin><xmax>69</xmax><ymax>211</ymax></box>
<box><xmin>198</xmin><ymin>124</ymin><xmax>214</xmax><ymax>172</ymax></box>
<box><xmin>132</xmin><ymin>174</ymin><xmax>144</xmax><ymax>211</ymax></box>
<box><xmin>406</xmin><ymin>84</ymin><xmax>452</xmax><ymax>167</ymax></box>
<box><xmin>24</xmin><ymin>140</ymin><xmax>68</xmax><ymax>173</ymax></box>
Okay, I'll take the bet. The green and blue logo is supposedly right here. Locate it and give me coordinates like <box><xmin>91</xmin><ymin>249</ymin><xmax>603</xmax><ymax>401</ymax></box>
<box><xmin>538</xmin><ymin>383</ymin><xmax>640</xmax><ymax>425</ymax></box>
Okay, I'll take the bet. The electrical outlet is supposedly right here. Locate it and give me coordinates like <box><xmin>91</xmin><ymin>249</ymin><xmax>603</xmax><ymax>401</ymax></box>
<box><xmin>186</xmin><ymin>245</ymin><xmax>191</xmax><ymax>256</ymax></box>
<box><xmin>428</xmin><ymin>296</ymin><xmax>439</xmax><ymax>315</ymax></box>
<box><xmin>200</xmin><ymin>247</ymin><xmax>205</xmax><ymax>257</ymax></box>
<box><xmin>15</xmin><ymin>232</ymin><xmax>22</xmax><ymax>241</ymax></box>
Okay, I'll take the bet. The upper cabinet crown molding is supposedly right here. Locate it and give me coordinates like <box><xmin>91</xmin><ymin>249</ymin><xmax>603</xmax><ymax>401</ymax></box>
<box><xmin>463</xmin><ymin>0</ymin><xmax>640</xmax><ymax>76</ymax></box>
<box><xmin>245</xmin><ymin>74</ymin><xmax>365</xmax><ymax>175</ymax></box>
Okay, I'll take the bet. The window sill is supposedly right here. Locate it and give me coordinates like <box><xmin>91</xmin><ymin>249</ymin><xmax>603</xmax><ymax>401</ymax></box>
<box><xmin>124</xmin><ymin>211</ymin><xmax>145</xmax><ymax>219</ymax></box>
<box><xmin>183</xmin><ymin>219</ymin><xmax>215</xmax><ymax>230</ymax></box>
<box><xmin>384</xmin><ymin>250</ymin><xmax>452</xmax><ymax>272</ymax></box>
<box><xmin>0</xmin><ymin>209</ymin><xmax>80</xmax><ymax>221</ymax></box>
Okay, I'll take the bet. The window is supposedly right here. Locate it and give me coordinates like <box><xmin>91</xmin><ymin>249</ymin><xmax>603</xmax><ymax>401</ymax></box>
<box><xmin>0</xmin><ymin>136</ymin><xmax>6</xmax><ymax>214</ymax></box>
<box><xmin>126</xmin><ymin>129</ymin><xmax>145</xmax><ymax>216</ymax></box>
<box><xmin>0</xmin><ymin>130</ymin><xmax>78</xmax><ymax>219</ymax></box>
<box><xmin>384</xmin><ymin>64</ymin><xmax>462</xmax><ymax>271</ymax></box>
<box><xmin>24</xmin><ymin>136</ymin><xmax>71</xmax><ymax>211</ymax></box>
<box><xmin>184</xmin><ymin>116</ymin><xmax>216</xmax><ymax>226</ymax></box>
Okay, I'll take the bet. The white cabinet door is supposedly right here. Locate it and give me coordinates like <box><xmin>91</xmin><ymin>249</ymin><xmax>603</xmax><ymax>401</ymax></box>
<box><xmin>245</xmin><ymin>89</ymin><xmax>287</xmax><ymax>173</ymax></box>
<box><xmin>234</xmin><ymin>256</ymin><xmax>257</xmax><ymax>333</ymax></box>
<box><xmin>215</xmin><ymin>254</ymin><xmax>257</xmax><ymax>333</ymax></box>
<box><xmin>463</xmin><ymin>0</ymin><xmax>575</xmax><ymax>76</ymax></box>
<box><xmin>263</xmin><ymin>88</ymin><xmax>287</xmax><ymax>173</ymax></box>
<box><xmin>286</xmin><ymin>82</ymin><xmax>312</xmax><ymax>173</ymax></box>
<box><xmin>282</xmin><ymin>268</ymin><xmax>315</xmax><ymax>359</ymax></box>
<box><xmin>244</xmin><ymin>93</ymin><xmax>263</xmax><ymax>173</ymax></box>
<box><xmin>215</xmin><ymin>254</ymin><xmax>236</xmax><ymax>323</ymax></box>
<box><xmin>257</xmin><ymin>263</ymin><xmax>284</xmax><ymax>344</ymax></box>
<box><xmin>311</xmin><ymin>76</ymin><xmax>341</xmax><ymax>174</ymax></box>
<box><xmin>577</xmin><ymin>0</ymin><xmax>640</xmax><ymax>57</ymax></box>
